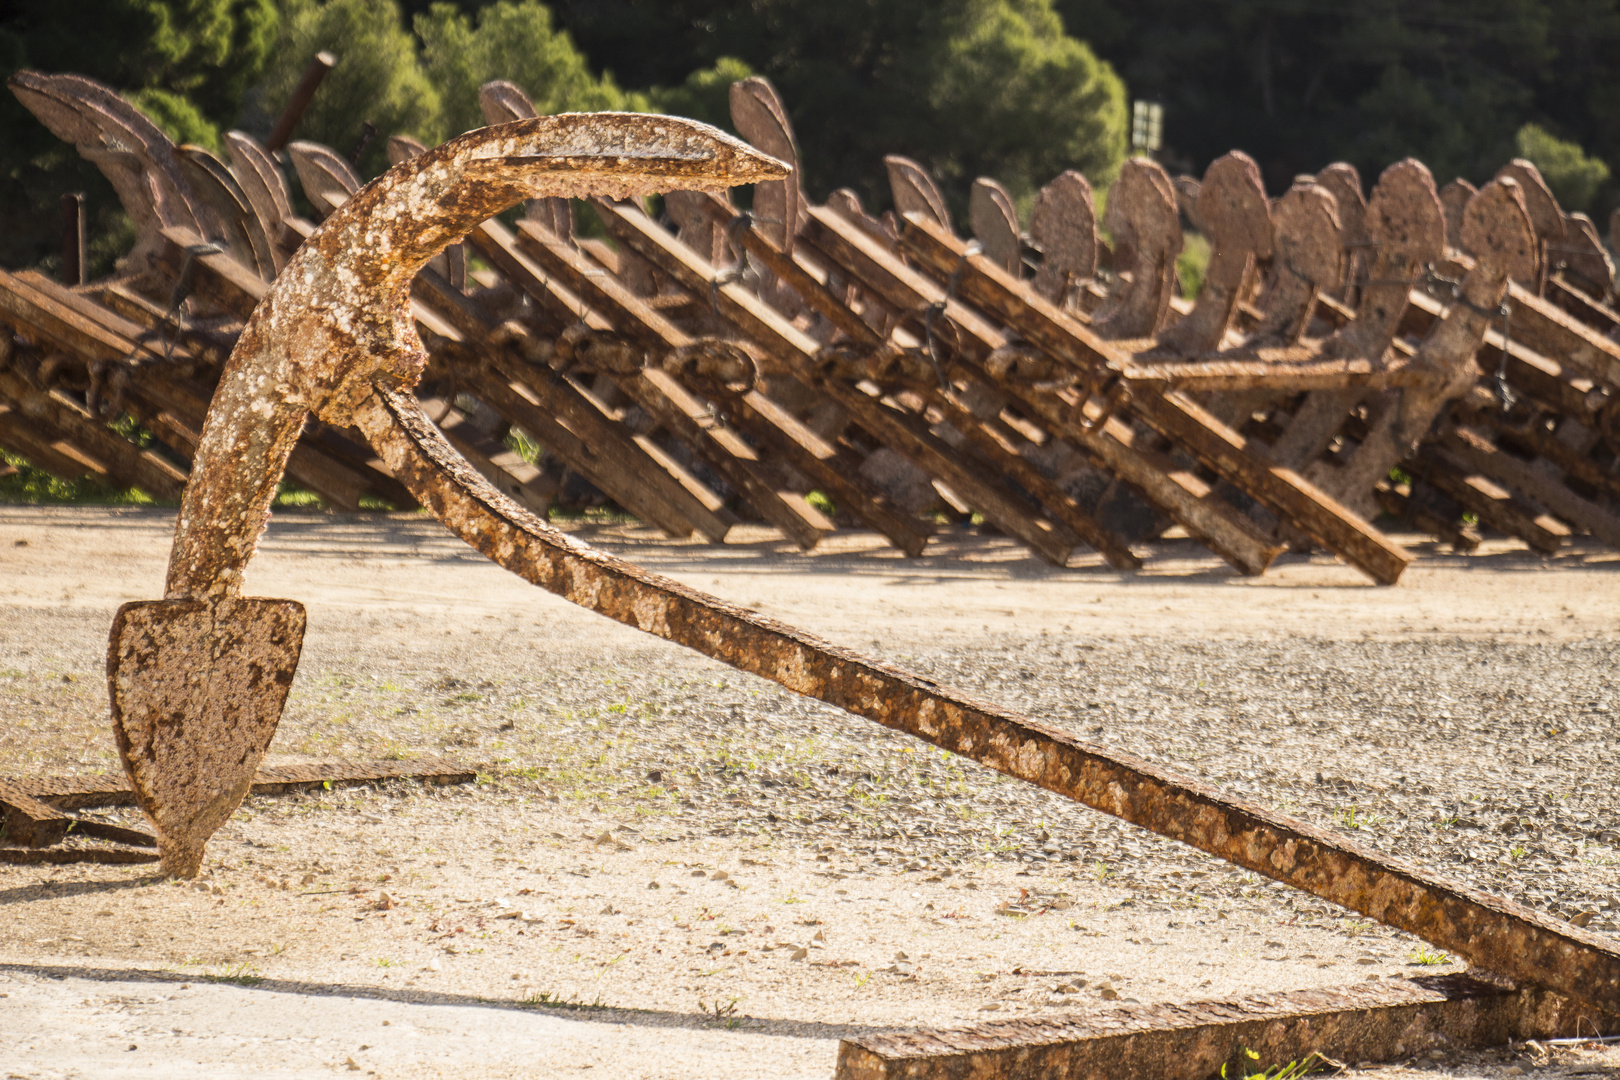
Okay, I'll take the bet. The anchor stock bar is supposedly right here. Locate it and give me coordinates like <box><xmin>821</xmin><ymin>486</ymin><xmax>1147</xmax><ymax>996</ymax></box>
<box><xmin>357</xmin><ymin>383</ymin><xmax>1620</xmax><ymax>1016</ymax></box>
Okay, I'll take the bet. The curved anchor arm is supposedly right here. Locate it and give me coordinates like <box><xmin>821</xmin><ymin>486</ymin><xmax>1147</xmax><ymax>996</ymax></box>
<box><xmin>147</xmin><ymin>116</ymin><xmax>1620</xmax><ymax>1016</ymax></box>
<box><xmin>164</xmin><ymin>114</ymin><xmax>787</xmax><ymax>601</ymax></box>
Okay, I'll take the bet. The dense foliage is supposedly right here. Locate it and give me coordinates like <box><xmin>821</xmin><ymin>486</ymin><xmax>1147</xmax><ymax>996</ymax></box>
<box><xmin>1047</xmin><ymin>0</ymin><xmax>1620</xmax><ymax>211</ymax></box>
<box><xmin>2</xmin><ymin>0</ymin><xmax>1615</xmax><ymax>274</ymax></box>
<box><xmin>0</xmin><ymin>0</ymin><xmax>279</xmax><ymax>270</ymax></box>
<box><xmin>545</xmin><ymin>0</ymin><xmax>1128</xmax><ymax>214</ymax></box>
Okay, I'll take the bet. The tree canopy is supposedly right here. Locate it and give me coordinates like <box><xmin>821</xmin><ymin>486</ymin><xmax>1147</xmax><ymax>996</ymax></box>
<box><xmin>1049</xmin><ymin>0</ymin><xmax>1620</xmax><ymax>211</ymax></box>
<box><xmin>5</xmin><ymin>0</ymin><xmax>1616</xmax><ymax>275</ymax></box>
<box><xmin>548</xmin><ymin>0</ymin><xmax>1128</xmax><ymax>214</ymax></box>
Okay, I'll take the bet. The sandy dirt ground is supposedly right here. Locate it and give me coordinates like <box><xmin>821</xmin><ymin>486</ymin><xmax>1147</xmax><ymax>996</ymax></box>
<box><xmin>1</xmin><ymin>506</ymin><xmax>1618</xmax><ymax>1079</ymax></box>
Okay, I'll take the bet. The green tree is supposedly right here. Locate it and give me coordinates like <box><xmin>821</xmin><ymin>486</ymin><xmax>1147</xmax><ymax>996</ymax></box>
<box><xmin>0</xmin><ymin>0</ymin><xmax>278</xmax><ymax>270</ymax></box>
<box><xmin>1050</xmin><ymin>0</ymin><xmax>1620</xmax><ymax>214</ymax></box>
<box><xmin>646</xmin><ymin>57</ymin><xmax>756</xmax><ymax>130</ymax></box>
<box><xmin>1516</xmin><ymin>123</ymin><xmax>1611</xmax><ymax>212</ymax></box>
<box><xmin>416</xmin><ymin>0</ymin><xmax>646</xmax><ymax>139</ymax></box>
<box><xmin>551</xmin><ymin>0</ymin><xmax>1128</xmax><ymax>217</ymax></box>
<box><xmin>928</xmin><ymin>0</ymin><xmax>1126</xmax><ymax>203</ymax></box>
<box><xmin>248</xmin><ymin>0</ymin><xmax>441</xmax><ymax>177</ymax></box>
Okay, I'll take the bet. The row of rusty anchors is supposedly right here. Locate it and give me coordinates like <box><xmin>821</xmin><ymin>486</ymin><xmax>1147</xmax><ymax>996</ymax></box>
<box><xmin>934</xmin><ymin>147</ymin><xmax>1604</xmax><ymax>558</ymax></box>
<box><xmin>8</xmin><ymin>65</ymin><xmax>1620</xmax><ymax>575</ymax></box>
<box><xmin>99</xmin><ymin>105</ymin><xmax>1620</xmax><ymax>1029</ymax></box>
<box><xmin>106</xmin><ymin>112</ymin><xmax>789</xmax><ymax>879</ymax></box>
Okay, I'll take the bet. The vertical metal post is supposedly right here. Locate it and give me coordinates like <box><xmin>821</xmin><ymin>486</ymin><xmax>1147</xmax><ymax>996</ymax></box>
<box><xmin>265</xmin><ymin>51</ymin><xmax>337</xmax><ymax>153</ymax></box>
<box><xmin>60</xmin><ymin>193</ymin><xmax>86</xmax><ymax>286</ymax></box>
<box><xmin>348</xmin><ymin>121</ymin><xmax>377</xmax><ymax>168</ymax></box>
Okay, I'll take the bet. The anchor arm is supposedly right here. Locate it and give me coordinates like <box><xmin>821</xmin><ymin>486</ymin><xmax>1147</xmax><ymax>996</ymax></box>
<box><xmin>163</xmin><ymin>114</ymin><xmax>788</xmax><ymax>601</ymax></box>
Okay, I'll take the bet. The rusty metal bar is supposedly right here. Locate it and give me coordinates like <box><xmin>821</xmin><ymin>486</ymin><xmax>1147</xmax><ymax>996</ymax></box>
<box><xmin>511</xmin><ymin>219</ymin><xmax>932</xmax><ymax>556</ymax></box>
<box><xmin>264</xmin><ymin>51</ymin><xmax>335</xmax><ymax>154</ymax></box>
<box><xmin>1435</xmin><ymin>425</ymin><xmax>1620</xmax><ymax>548</ymax></box>
<box><xmin>1404</xmin><ymin>447</ymin><xmax>1570</xmax><ymax>554</ymax></box>
<box><xmin>1118</xmin><ymin>353</ymin><xmax>1422</xmax><ymax>392</ymax></box>
<box><xmin>835</xmin><ymin>974</ymin><xmax>1620</xmax><ymax>1080</ymax></box>
<box><xmin>355</xmin><ymin>383</ymin><xmax>1620</xmax><ymax>1016</ymax></box>
<box><xmin>500</xmin><ymin>226</ymin><xmax>831</xmax><ymax>550</ymax></box>
<box><xmin>6</xmin><ymin>757</ymin><xmax>475</xmax><ymax>812</ymax></box>
<box><xmin>589</xmin><ymin>197</ymin><xmax>1090</xmax><ymax>568</ymax></box>
<box><xmin>686</xmin><ymin>194</ymin><xmax>1138</xmax><ymax>568</ymax></box>
<box><xmin>0</xmin><ymin>366</ymin><xmax>186</xmax><ymax>500</ymax></box>
<box><xmin>60</xmin><ymin>192</ymin><xmax>85</xmax><ymax>286</ymax></box>
<box><xmin>458</xmin><ymin>219</ymin><xmax>740</xmax><ymax>540</ymax></box>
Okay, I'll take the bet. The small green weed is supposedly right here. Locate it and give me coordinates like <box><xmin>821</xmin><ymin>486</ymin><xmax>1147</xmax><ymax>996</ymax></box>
<box><xmin>518</xmin><ymin>990</ymin><xmax>606</xmax><ymax>1010</ymax></box>
<box><xmin>205</xmin><ymin>961</ymin><xmax>264</xmax><ymax>986</ymax></box>
<box><xmin>1335</xmin><ymin>805</ymin><xmax>1385</xmax><ymax>830</ymax></box>
<box><xmin>1222</xmin><ymin>1048</ymin><xmax>1326</xmax><ymax>1080</ymax></box>
<box><xmin>699</xmin><ymin>996</ymin><xmax>742</xmax><ymax>1026</ymax></box>
<box><xmin>1408</xmin><ymin>946</ymin><xmax>1451</xmax><ymax>966</ymax></box>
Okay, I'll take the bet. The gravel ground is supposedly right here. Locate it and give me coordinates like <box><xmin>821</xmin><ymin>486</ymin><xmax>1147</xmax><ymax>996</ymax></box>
<box><xmin>1</xmin><ymin>506</ymin><xmax>1618</xmax><ymax>1078</ymax></box>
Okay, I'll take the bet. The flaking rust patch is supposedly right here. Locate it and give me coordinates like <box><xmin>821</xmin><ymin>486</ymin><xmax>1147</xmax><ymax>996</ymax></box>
<box><xmin>107</xmin><ymin>597</ymin><xmax>304</xmax><ymax>878</ymax></box>
<box><xmin>631</xmin><ymin>593</ymin><xmax>670</xmax><ymax>635</ymax></box>
<box><xmin>1014</xmin><ymin>739</ymin><xmax>1047</xmax><ymax>778</ymax></box>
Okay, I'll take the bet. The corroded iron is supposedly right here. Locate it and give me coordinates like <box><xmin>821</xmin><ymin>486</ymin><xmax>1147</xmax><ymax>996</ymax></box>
<box><xmin>4</xmin><ymin>68</ymin><xmax>1620</xmax><ymax>1019</ymax></box>
<box><xmin>354</xmin><ymin>382</ymin><xmax>1620</xmax><ymax>1016</ymax></box>
<box><xmin>16</xmin><ymin>67</ymin><xmax>1620</xmax><ymax>585</ymax></box>
<box><xmin>1266</xmin><ymin>159</ymin><xmax>1444</xmax><ymax>476</ymax></box>
<box><xmin>1439</xmin><ymin>178</ymin><xmax>1477</xmax><ymax>252</ymax></box>
<box><xmin>286</xmin><ymin>139</ymin><xmax>362</xmax><ymax>219</ymax></box>
<box><xmin>108</xmin><ymin>113</ymin><xmax>788</xmax><ymax>878</ymax></box>
<box><xmin>885</xmin><ymin>155</ymin><xmax>952</xmax><ymax>232</ymax></box>
<box><xmin>478</xmin><ymin>80</ymin><xmax>573</xmax><ymax>241</ymax></box>
<box><xmin>1316</xmin><ymin>162</ymin><xmax>1368</xmax><ymax>300</ymax></box>
<box><xmin>1250</xmin><ymin>178</ymin><xmax>1340</xmax><ymax>345</ymax></box>
<box><xmin>8</xmin><ymin>70</ymin><xmax>217</xmax><ymax>280</ymax></box>
<box><xmin>969</xmin><ymin>177</ymin><xmax>1021</xmax><ymax>276</ymax></box>
<box><xmin>836</xmin><ymin>974</ymin><xmax>1619</xmax><ymax>1080</ymax></box>
<box><xmin>1090</xmin><ymin>158</ymin><xmax>1181</xmax><ymax>340</ymax></box>
<box><xmin>106</xmin><ymin>597</ymin><xmax>303</xmax><ymax>876</ymax></box>
<box><xmin>1029</xmin><ymin>170</ymin><xmax>1097</xmax><ymax>307</ymax></box>
<box><xmin>1317</xmin><ymin>178</ymin><xmax>1538</xmax><ymax>518</ymax></box>
<box><xmin>1155</xmin><ymin>151</ymin><xmax>1271</xmax><ymax>353</ymax></box>
<box><xmin>730</xmin><ymin>76</ymin><xmax>804</xmax><ymax>253</ymax></box>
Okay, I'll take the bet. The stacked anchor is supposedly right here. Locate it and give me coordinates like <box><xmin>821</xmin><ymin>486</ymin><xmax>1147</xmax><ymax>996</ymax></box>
<box><xmin>9</xmin><ymin>67</ymin><xmax>1620</xmax><ymax>586</ymax></box>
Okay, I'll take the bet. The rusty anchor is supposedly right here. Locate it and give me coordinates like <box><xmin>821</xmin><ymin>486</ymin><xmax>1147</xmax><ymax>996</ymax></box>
<box><xmin>107</xmin><ymin>113</ymin><xmax>789</xmax><ymax>878</ymax></box>
<box><xmin>91</xmin><ymin>105</ymin><xmax>1620</xmax><ymax>1020</ymax></box>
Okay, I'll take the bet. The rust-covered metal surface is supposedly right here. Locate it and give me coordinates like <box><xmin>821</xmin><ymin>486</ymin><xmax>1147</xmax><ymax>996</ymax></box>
<box><xmin>104</xmin><ymin>113</ymin><xmax>788</xmax><ymax>878</ymax></box>
<box><xmin>890</xmin><ymin>213</ymin><xmax>1412</xmax><ymax>585</ymax></box>
<box><xmin>835</xmin><ymin>974</ymin><xmax>1620</xmax><ymax>1080</ymax></box>
<box><xmin>11</xmin><ymin>68</ymin><xmax>1620</xmax><ymax>584</ymax></box>
<box><xmin>4</xmin><ymin>757</ymin><xmax>474</xmax><ymax>811</ymax></box>
<box><xmin>5</xmin><ymin>70</ymin><xmax>1620</xmax><ymax>1021</ymax></box>
<box><xmin>107</xmin><ymin>597</ymin><xmax>305</xmax><ymax>876</ymax></box>
<box><xmin>162</xmin><ymin>114</ymin><xmax>785</xmax><ymax>604</ymax></box>
<box><xmin>1154</xmin><ymin>151</ymin><xmax>1271</xmax><ymax>353</ymax></box>
<box><xmin>348</xmin><ymin>380</ymin><xmax>1620</xmax><ymax>1015</ymax></box>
